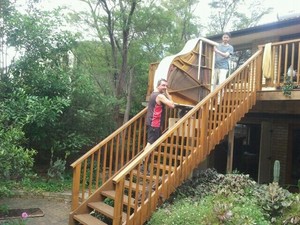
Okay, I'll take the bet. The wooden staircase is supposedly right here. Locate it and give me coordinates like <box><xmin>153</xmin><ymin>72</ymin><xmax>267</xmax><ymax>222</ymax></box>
<box><xmin>69</xmin><ymin>48</ymin><xmax>264</xmax><ymax>225</ymax></box>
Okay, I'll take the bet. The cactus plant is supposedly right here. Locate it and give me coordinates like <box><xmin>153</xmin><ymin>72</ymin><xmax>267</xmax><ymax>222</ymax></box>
<box><xmin>273</xmin><ymin>160</ymin><xmax>280</xmax><ymax>183</ymax></box>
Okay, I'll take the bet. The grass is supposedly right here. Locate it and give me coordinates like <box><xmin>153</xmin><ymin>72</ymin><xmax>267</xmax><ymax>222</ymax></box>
<box><xmin>0</xmin><ymin>174</ymin><xmax>72</xmax><ymax>199</ymax></box>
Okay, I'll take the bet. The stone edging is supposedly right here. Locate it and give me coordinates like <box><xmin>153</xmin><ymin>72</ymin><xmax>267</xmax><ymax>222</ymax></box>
<box><xmin>10</xmin><ymin>190</ymin><xmax>72</xmax><ymax>203</ymax></box>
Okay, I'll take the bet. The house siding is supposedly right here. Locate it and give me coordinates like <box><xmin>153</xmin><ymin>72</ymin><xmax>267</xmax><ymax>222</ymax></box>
<box><xmin>271</xmin><ymin>122</ymin><xmax>289</xmax><ymax>184</ymax></box>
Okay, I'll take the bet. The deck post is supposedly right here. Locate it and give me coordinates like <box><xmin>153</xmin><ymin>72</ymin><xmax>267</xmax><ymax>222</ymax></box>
<box><xmin>226</xmin><ymin>129</ymin><xmax>234</xmax><ymax>173</ymax></box>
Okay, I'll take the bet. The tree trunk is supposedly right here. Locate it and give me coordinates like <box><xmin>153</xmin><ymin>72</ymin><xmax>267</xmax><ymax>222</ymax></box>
<box><xmin>123</xmin><ymin>68</ymin><xmax>133</xmax><ymax>124</ymax></box>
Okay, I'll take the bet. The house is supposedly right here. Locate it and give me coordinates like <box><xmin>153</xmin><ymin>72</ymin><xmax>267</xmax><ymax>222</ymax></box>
<box><xmin>68</xmin><ymin>17</ymin><xmax>300</xmax><ymax>225</ymax></box>
<box><xmin>206</xmin><ymin>15</ymin><xmax>300</xmax><ymax>188</ymax></box>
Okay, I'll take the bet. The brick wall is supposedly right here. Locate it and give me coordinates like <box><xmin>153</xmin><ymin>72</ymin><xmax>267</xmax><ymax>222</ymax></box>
<box><xmin>268</xmin><ymin>122</ymin><xmax>289</xmax><ymax>183</ymax></box>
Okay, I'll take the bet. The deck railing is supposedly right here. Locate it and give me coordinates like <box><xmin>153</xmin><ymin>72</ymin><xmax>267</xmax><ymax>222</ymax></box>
<box><xmin>260</xmin><ymin>39</ymin><xmax>300</xmax><ymax>89</ymax></box>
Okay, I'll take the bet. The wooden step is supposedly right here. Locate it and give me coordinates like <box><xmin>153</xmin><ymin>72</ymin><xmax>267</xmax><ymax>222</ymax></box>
<box><xmin>132</xmin><ymin>169</ymin><xmax>159</xmax><ymax>180</ymax></box>
<box><xmin>124</xmin><ymin>179</ymin><xmax>138</xmax><ymax>189</ymax></box>
<box><xmin>101</xmin><ymin>190</ymin><xmax>135</xmax><ymax>208</ymax></box>
<box><xmin>88</xmin><ymin>201</ymin><xmax>127</xmax><ymax>222</ymax></box>
<box><xmin>153</xmin><ymin>163</ymin><xmax>175</xmax><ymax>172</ymax></box>
<box><xmin>161</xmin><ymin>142</ymin><xmax>196</xmax><ymax>149</ymax></box>
<box><xmin>74</xmin><ymin>213</ymin><xmax>107</xmax><ymax>225</ymax></box>
<box><xmin>153</xmin><ymin>151</ymin><xmax>188</xmax><ymax>160</ymax></box>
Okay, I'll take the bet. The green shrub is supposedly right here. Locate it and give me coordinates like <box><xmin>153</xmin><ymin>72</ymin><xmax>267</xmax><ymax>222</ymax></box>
<box><xmin>147</xmin><ymin>198</ymin><xmax>210</xmax><ymax>225</ymax></box>
<box><xmin>255</xmin><ymin>182</ymin><xmax>293</xmax><ymax>223</ymax></box>
<box><xmin>213</xmin><ymin>173</ymin><xmax>257</xmax><ymax>197</ymax></box>
<box><xmin>172</xmin><ymin>168</ymin><xmax>223</xmax><ymax>201</ymax></box>
<box><xmin>0</xmin><ymin>184</ymin><xmax>13</xmax><ymax>199</ymax></box>
<box><xmin>0</xmin><ymin>146</ymin><xmax>36</xmax><ymax>180</ymax></box>
<box><xmin>276</xmin><ymin>194</ymin><xmax>300</xmax><ymax>225</ymax></box>
<box><xmin>20</xmin><ymin>176</ymin><xmax>72</xmax><ymax>192</ymax></box>
<box><xmin>47</xmin><ymin>158</ymin><xmax>66</xmax><ymax>181</ymax></box>
<box><xmin>0</xmin><ymin>127</ymin><xmax>36</xmax><ymax>180</ymax></box>
<box><xmin>147</xmin><ymin>193</ymin><xmax>269</xmax><ymax>225</ymax></box>
<box><xmin>148</xmin><ymin>171</ymin><xmax>300</xmax><ymax>225</ymax></box>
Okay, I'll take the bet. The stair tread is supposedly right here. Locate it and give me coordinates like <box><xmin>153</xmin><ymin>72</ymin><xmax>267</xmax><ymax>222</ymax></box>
<box><xmin>88</xmin><ymin>201</ymin><xmax>127</xmax><ymax>222</ymax></box>
<box><xmin>161</xmin><ymin>142</ymin><xmax>195</xmax><ymax>149</ymax></box>
<box><xmin>153</xmin><ymin>163</ymin><xmax>175</xmax><ymax>171</ymax></box>
<box><xmin>74</xmin><ymin>213</ymin><xmax>107</xmax><ymax>225</ymax></box>
<box><xmin>132</xmin><ymin>169</ymin><xmax>159</xmax><ymax>180</ymax></box>
<box><xmin>124</xmin><ymin>179</ymin><xmax>137</xmax><ymax>189</ymax></box>
<box><xmin>101</xmin><ymin>190</ymin><xmax>135</xmax><ymax>207</ymax></box>
<box><xmin>153</xmin><ymin>151</ymin><xmax>187</xmax><ymax>160</ymax></box>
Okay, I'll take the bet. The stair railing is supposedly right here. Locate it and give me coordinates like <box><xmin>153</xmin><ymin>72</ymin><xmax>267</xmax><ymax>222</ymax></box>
<box><xmin>70</xmin><ymin>108</ymin><xmax>149</xmax><ymax>210</ymax></box>
<box><xmin>111</xmin><ymin>49</ymin><xmax>263</xmax><ymax>225</ymax></box>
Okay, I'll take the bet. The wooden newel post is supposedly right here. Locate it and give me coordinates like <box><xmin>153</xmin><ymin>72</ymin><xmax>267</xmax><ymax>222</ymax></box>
<box><xmin>71</xmin><ymin>164</ymin><xmax>81</xmax><ymax>210</ymax></box>
<box><xmin>113</xmin><ymin>178</ymin><xmax>125</xmax><ymax>225</ymax></box>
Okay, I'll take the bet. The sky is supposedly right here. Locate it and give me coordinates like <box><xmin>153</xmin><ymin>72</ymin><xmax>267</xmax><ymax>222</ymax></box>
<box><xmin>37</xmin><ymin>0</ymin><xmax>300</xmax><ymax>25</ymax></box>
<box><xmin>5</xmin><ymin>0</ymin><xmax>300</xmax><ymax>67</ymax></box>
<box><xmin>195</xmin><ymin>0</ymin><xmax>300</xmax><ymax>25</ymax></box>
<box><xmin>28</xmin><ymin>0</ymin><xmax>300</xmax><ymax>30</ymax></box>
<box><xmin>32</xmin><ymin>0</ymin><xmax>300</xmax><ymax>37</ymax></box>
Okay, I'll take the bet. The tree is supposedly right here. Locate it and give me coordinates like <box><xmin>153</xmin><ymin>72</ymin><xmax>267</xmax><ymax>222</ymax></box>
<box><xmin>206</xmin><ymin>0</ymin><xmax>272</xmax><ymax>70</ymax></box>
<box><xmin>70</xmin><ymin>0</ymin><xmax>202</xmax><ymax>124</ymax></box>
<box><xmin>206</xmin><ymin>0</ymin><xmax>273</xmax><ymax>35</ymax></box>
<box><xmin>1</xmin><ymin>2</ymin><xmax>117</xmax><ymax>171</ymax></box>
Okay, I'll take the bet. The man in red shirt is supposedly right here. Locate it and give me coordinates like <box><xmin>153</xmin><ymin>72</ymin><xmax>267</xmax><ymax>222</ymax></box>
<box><xmin>146</xmin><ymin>78</ymin><xmax>175</xmax><ymax>145</ymax></box>
<box><xmin>142</xmin><ymin>79</ymin><xmax>175</xmax><ymax>173</ymax></box>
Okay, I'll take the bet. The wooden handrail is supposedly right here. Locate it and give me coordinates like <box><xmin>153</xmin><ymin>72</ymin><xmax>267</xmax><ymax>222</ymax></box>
<box><xmin>258</xmin><ymin>38</ymin><xmax>300</xmax><ymax>48</ymax></box>
<box><xmin>70</xmin><ymin>107</ymin><xmax>148</xmax><ymax>168</ymax></box>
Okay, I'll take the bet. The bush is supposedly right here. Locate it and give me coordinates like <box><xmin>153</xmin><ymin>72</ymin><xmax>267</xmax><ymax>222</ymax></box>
<box><xmin>0</xmin><ymin>184</ymin><xmax>13</xmax><ymax>199</ymax></box>
<box><xmin>0</xmin><ymin>127</ymin><xmax>36</xmax><ymax>180</ymax></box>
<box><xmin>172</xmin><ymin>168</ymin><xmax>223</xmax><ymax>201</ymax></box>
<box><xmin>276</xmin><ymin>194</ymin><xmax>300</xmax><ymax>225</ymax></box>
<box><xmin>147</xmin><ymin>198</ymin><xmax>208</xmax><ymax>225</ymax></box>
<box><xmin>147</xmin><ymin>194</ymin><xmax>269</xmax><ymax>225</ymax></box>
<box><xmin>255</xmin><ymin>182</ymin><xmax>293</xmax><ymax>223</ymax></box>
<box><xmin>147</xmin><ymin>170</ymin><xmax>300</xmax><ymax>225</ymax></box>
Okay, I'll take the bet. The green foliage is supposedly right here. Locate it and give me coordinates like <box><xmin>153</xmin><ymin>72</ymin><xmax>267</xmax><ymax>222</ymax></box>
<box><xmin>212</xmin><ymin>173</ymin><xmax>257</xmax><ymax>197</ymax></box>
<box><xmin>207</xmin><ymin>0</ymin><xmax>273</xmax><ymax>34</ymax></box>
<box><xmin>0</xmin><ymin>175</ymin><xmax>72</xmax><ymax>195</ymax></box>
<box><xmin>1</xmin><ymin>2</ymin><xmax>119</xmax><ymax>172</ymax></box>
<box><xmin>0</xmin><ymin>212</ymin><xmax>28</xmax><ymax>225</ymax></box>
<box><xmin>1</xmin><ymin>221</ymin><xmax>25</xmax><ymax>225</ymax></box>
<box><xmin>0</xmin><ymin>145</ymin><xmax>36</xmax><ymax>180</ymax></box>
<box><xmin>148</xmin><ymin>171</ymin><xmax>300</xmax><ymax>225</ymax></box>
<box><xmin>0</xmin><ymin>185</ymin><xmax>13</xmax><ymax>199</ymax></box>
<box><xmin>277</xmin><ymin>194</ymin><xmax>300</xmax><ymax>225</ymax></box>
<box><xmin>282</xmin><ymin>77</ymin><xmax>294</xmax><ymax>97</ymax></box>
<box><xmin>47</xmin><ymin>158</ymin><xmax>66</xmax><ymax>181</ymax></box>
<box><xmin>148</xmin><ymin>198</ymin><xmax>203</xmax><ymax>225</ymax></box>
<box><xmin>19</xmin><ymin>176</ymin><xmax>72</xmax><ymax>193</ymax></box>
<box><xmin>256</xmin><ymin>182</ymin><xmax>293</xmax><ymax>223</ymax></box>
<box><xmin>0</xmin><ymin>204</ymin><xmax>9</xmax><ymax>215</ymax></box>
<box><xmin>173</xmin><ymin>168</ymin><xmax>223</xmax><ymax>200</ymax></box>
<box><xmin>148</xmin><ymin>194</ymin><xmax>268</xmax><ymax>225</ymax></box>
<box><xmin>0</xmin><ymin>121</ymin><xmax>36</xmax><ymax>180</ymax></box>
<box><xmin>103</xmin><ymin>198</ymin><xmax>114</xmax><ymax>207</ymax></box>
